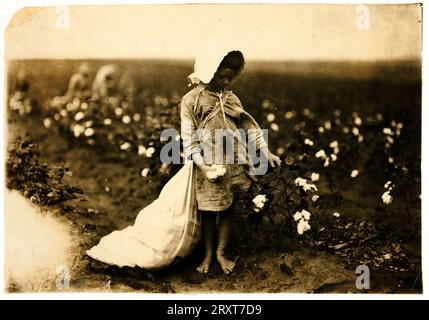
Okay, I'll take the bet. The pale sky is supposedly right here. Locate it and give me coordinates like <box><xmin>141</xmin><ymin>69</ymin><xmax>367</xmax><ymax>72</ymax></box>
<box><xmin>5</xmin><ymin>4</ymin><xmax>422</xmax><ymax>61</ymax></box>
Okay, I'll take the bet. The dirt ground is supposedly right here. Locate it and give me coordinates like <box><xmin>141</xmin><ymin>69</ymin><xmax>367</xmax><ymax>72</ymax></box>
<box><xmin>6</xmin><ymin>114</ymin><xmax>422</xmax><ymax>294</ymax></box>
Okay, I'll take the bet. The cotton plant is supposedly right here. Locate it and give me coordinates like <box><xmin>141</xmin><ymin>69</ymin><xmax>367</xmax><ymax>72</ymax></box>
<box><xmin>282</xmin><ymin>108</ymin><xmax>415</xmax><ymax>229</ymax></box>
<box><xmin>309</xmin><ymin>120</ymin><xmax>365</xmax><ymax>202</ymax></box>
<box><xmin>383</xmin><ymin>121</ymin><xmax>403</xmax><ymax>150</ymax></box>
<box><xmin>372</xmin><ymin>117</ymin><xmax>420</xmax><ymax>220</ymax></box>
<box><xmin>43</xmin><ymin>76</ymin><xmax>181</xmax><ymax>177</ymax></box>
<box><xmin>248</xmin><ymin>153</ymin><xmax>320</xmax><ymax>235</ymax></box>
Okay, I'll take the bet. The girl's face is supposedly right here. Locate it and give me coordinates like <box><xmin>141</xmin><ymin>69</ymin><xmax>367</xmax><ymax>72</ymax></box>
<box><xmin>209</xmin><ymin>67</ymin><xmax>241</xmax><ymax>92</ymax></box>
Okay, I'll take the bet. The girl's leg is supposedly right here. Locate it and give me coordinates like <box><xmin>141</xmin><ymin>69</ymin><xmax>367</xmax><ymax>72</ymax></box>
<box><xmin>216</xmin><ymin>204</ymin><xmax>236</xmax><ymax>274</ymax></box>
<box><xmin>196</xmin><ymin>212</ymin><xmax>216</xmax><ymax>274</ymax></box>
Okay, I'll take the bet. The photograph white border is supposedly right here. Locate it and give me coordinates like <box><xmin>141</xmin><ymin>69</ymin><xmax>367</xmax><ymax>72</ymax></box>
<box><xmin>0</xmin><ymin>0</ymin><xmax>426</xmax><ymax>300</ymax></box>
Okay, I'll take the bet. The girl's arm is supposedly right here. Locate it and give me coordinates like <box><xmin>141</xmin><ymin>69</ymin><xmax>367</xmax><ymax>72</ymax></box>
<box><xmin>180</xmin><ymin>95</ymin><xmax>201</xmax><ymax>160</ymax></box>
<box><xmin>232</xmin><ymin>97</ymin><xmax>281</xmax><ymax>168</ymax></box>
<box><xmin>180</xmin><ymin>95</ymin><xmax>217</xmax><ymax>181</ymax></box>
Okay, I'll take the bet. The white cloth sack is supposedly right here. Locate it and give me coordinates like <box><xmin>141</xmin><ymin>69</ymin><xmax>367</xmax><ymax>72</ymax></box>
<box><xmin>86</xmin><ymin>162</ymin><xmax>200</xmax><ymax>270</ymax></box>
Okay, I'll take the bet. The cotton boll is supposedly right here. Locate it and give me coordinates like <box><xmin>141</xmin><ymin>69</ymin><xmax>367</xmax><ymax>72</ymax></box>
<box><xmin>382</xmin><ymin>191</ymin><xmax>393</xmax><ymax>205</ymax></box>
<box><xmin>66</xmin><ymin>103</ymin><xmax>75</xmax><ymax>112</ymax></box>
<box><xmin>329</xmin><ymin>141</ymin><xmax>338</xmax><ymax>148</ymax></box>
<box><xmin>114</xmin><ymin>108</ymin><xmax>123</xmax><ymax>117</ymax></box>
<box><xmin>383</xmin><ymin>128</ymin><xmax>394</xmax><ymax>136</ymax></box>
<box><xmin>302</xmin><ymin>210</ymin><xmax>311</xmax><ymax>220</ymax></box>
<box><xmin>84</xmin><ymin>128</ymin><xmax>94</xmax><ymax>137</ymax></box>
<box><xmin>350</xmin><ymin>170</ymin><xmax>359</xmax><ymax>178</ymax></box>
<box><xmin>266</xmin><ymin>113</ymin><xmax>275</xmax><ymax>122</ymax></box>
<box><xmin>141</xmin><ymin>168</ymin><xmax>150</xmax><ymax>177</ymax></box>
<box><xmin>74</xmin><ymin>111</ymin><xmax>84</xmax><ymax>121</ymax></box>
<box><xmin>293</xmin><ymin>212</ymin><xmax>302</xmax><ymax>221</ymax></box>
<box><xmin>311</xmin><ymin>172</ymin><xmax>320</xmax><ymax>182</ymax></box>
<box><xmin>303</xmin><ymin>183</ymin><xmax>318</xmax><ymax>192</ymax></box>
<box><xmin>297</xmin><ymin>219</ymin><xmax>311</xmax><ymax>235</ymax></box>
<box><xmin>255</xmin><ymin>201</ymin><xmax>265</xmax><ymax>209</ymax></box>
<box><xmin>133</xmin><ymin>113</ymin><xmax>141</xmax><ymax>122</ymax></box>
<box><xmin>206</xmin><ymin>170</ymin><xmax>218</xmax><ymax>180</ymax></box>
<box><xmin>253</xmin><ymin>194</ymin><xmax>267</xmax><ymax>204</ymax></box>
<box><xmin>84</xmin><ymin>121</ymin><xmax>93</xmax><ymax>128</ymax></box>
<box><xmin>43</xmin><ymin>118</ymin><xmax>52</xmax><ymax>129</ymax></box>
<box><xmin>145</xmin><ymin>147</ymin><xmax>156</xmax><ymax>158</ymax></box>
<box><xmin>315</xmin><ymin>150</ymin><xmax>327</xmax><ymax>159</ymax></box>
<box><xmin>120</xmin><ymin>142</ymin><xmax>131</xmax><ymax>151</ymax></box>
<box><xmin>211</xmin><ymin>165</ymin><xmax>226</xmax><ymax>177</ymax></box>
<box><xmin>284</xmin><ymin>111</ymin><xmax>295</xmax><ymax>119</ymax></box>
<box><xmin>122</xmin><ymin>115</ymin><xmax>131</xmax><ymax>124</ymax></box>
<box><xmin>270</xmin><ymin>123</ymin><xmax>280</xmax><ymax>132</ymax></box>
<box><xmin>138</xmin><ymin>145</ymin><xmax>147</xmax><ymax>156</ymax></box>
<box><xmin>295</xmin><ymin>177</ymin><xmax>307</xmax><ymax>186</ymax></box>
<box><xmin>73</xmin><ymin>125</ymin><xmax>85</xmax><ymax>137</ymax></box>
<box><xmin>323</xmin><ymin>158</ymin><xmax>330</xmax><ymax>167</ymax></box>
<box><xmin>304</xmin><ymin>138</ymin><xmax>314</xmax><ymax>146</ymax></box>
<box><xmin>252</xmin><ymin>194</ymin><xmax>267</xmax><ymax>210</ymax></box>
<box><xmin>324</xmin><ymin>121</ymin><xmax>332</xmax><ymax>130</ymax></box>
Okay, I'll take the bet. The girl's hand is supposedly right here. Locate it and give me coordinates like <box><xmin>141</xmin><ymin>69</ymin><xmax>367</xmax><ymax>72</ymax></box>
<box><xmin>268</xmin><ymin>150</ymin><xmax>282</xmax><ymax>168</ymax></box>
<box><xmin>199</xmin><ymin>164</ymin><xmax>219</xmax><ymax>182</ymax></box>
<box><xmin>191</xmin><ymin>153</ymin><xmax>219</xmax><ymax>182</ymax></box>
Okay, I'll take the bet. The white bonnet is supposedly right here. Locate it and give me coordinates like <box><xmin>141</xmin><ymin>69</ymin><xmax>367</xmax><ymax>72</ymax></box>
<box><xmin>188</xmin><ymin>42</ymin><xmax>240</xmax><ymax>86</ymax></box>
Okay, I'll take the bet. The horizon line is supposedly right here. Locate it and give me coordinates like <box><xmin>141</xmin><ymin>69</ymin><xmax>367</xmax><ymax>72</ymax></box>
<box><xmin>7</xmin><ymin>57</ymin><xmax>422</xmax><ymax>64</ymax></box>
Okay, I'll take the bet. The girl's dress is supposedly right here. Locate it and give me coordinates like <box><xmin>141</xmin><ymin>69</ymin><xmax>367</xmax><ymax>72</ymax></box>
<box><xmin>181</xmin><ymin>84</ymin><xmax>268</xmax><ymax>212</ymax></box>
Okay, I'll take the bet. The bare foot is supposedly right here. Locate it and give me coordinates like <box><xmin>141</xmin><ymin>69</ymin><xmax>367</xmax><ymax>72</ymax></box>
<box><xmin>196</xmin><ymin>255</ymin><xmax>212</xmax><ymax>274</ymax></box>
<box><xmin>217</xmin><ymin>254</ymin><xmax>236</xmax><ymax>275</ymax></box>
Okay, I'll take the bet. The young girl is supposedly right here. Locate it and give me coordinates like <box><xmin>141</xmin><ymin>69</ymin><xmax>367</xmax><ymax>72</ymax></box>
<box><xmin>181</xmin><ymin>49</ymin><xmax>282</xmax><ymax>274</ymax></box>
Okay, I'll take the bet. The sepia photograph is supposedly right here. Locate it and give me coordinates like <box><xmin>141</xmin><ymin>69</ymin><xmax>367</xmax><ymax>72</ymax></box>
<box><xmin>2</xmin><ymin>2</ymin><xmax>423</xmax><ymax>295</ymax></box>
